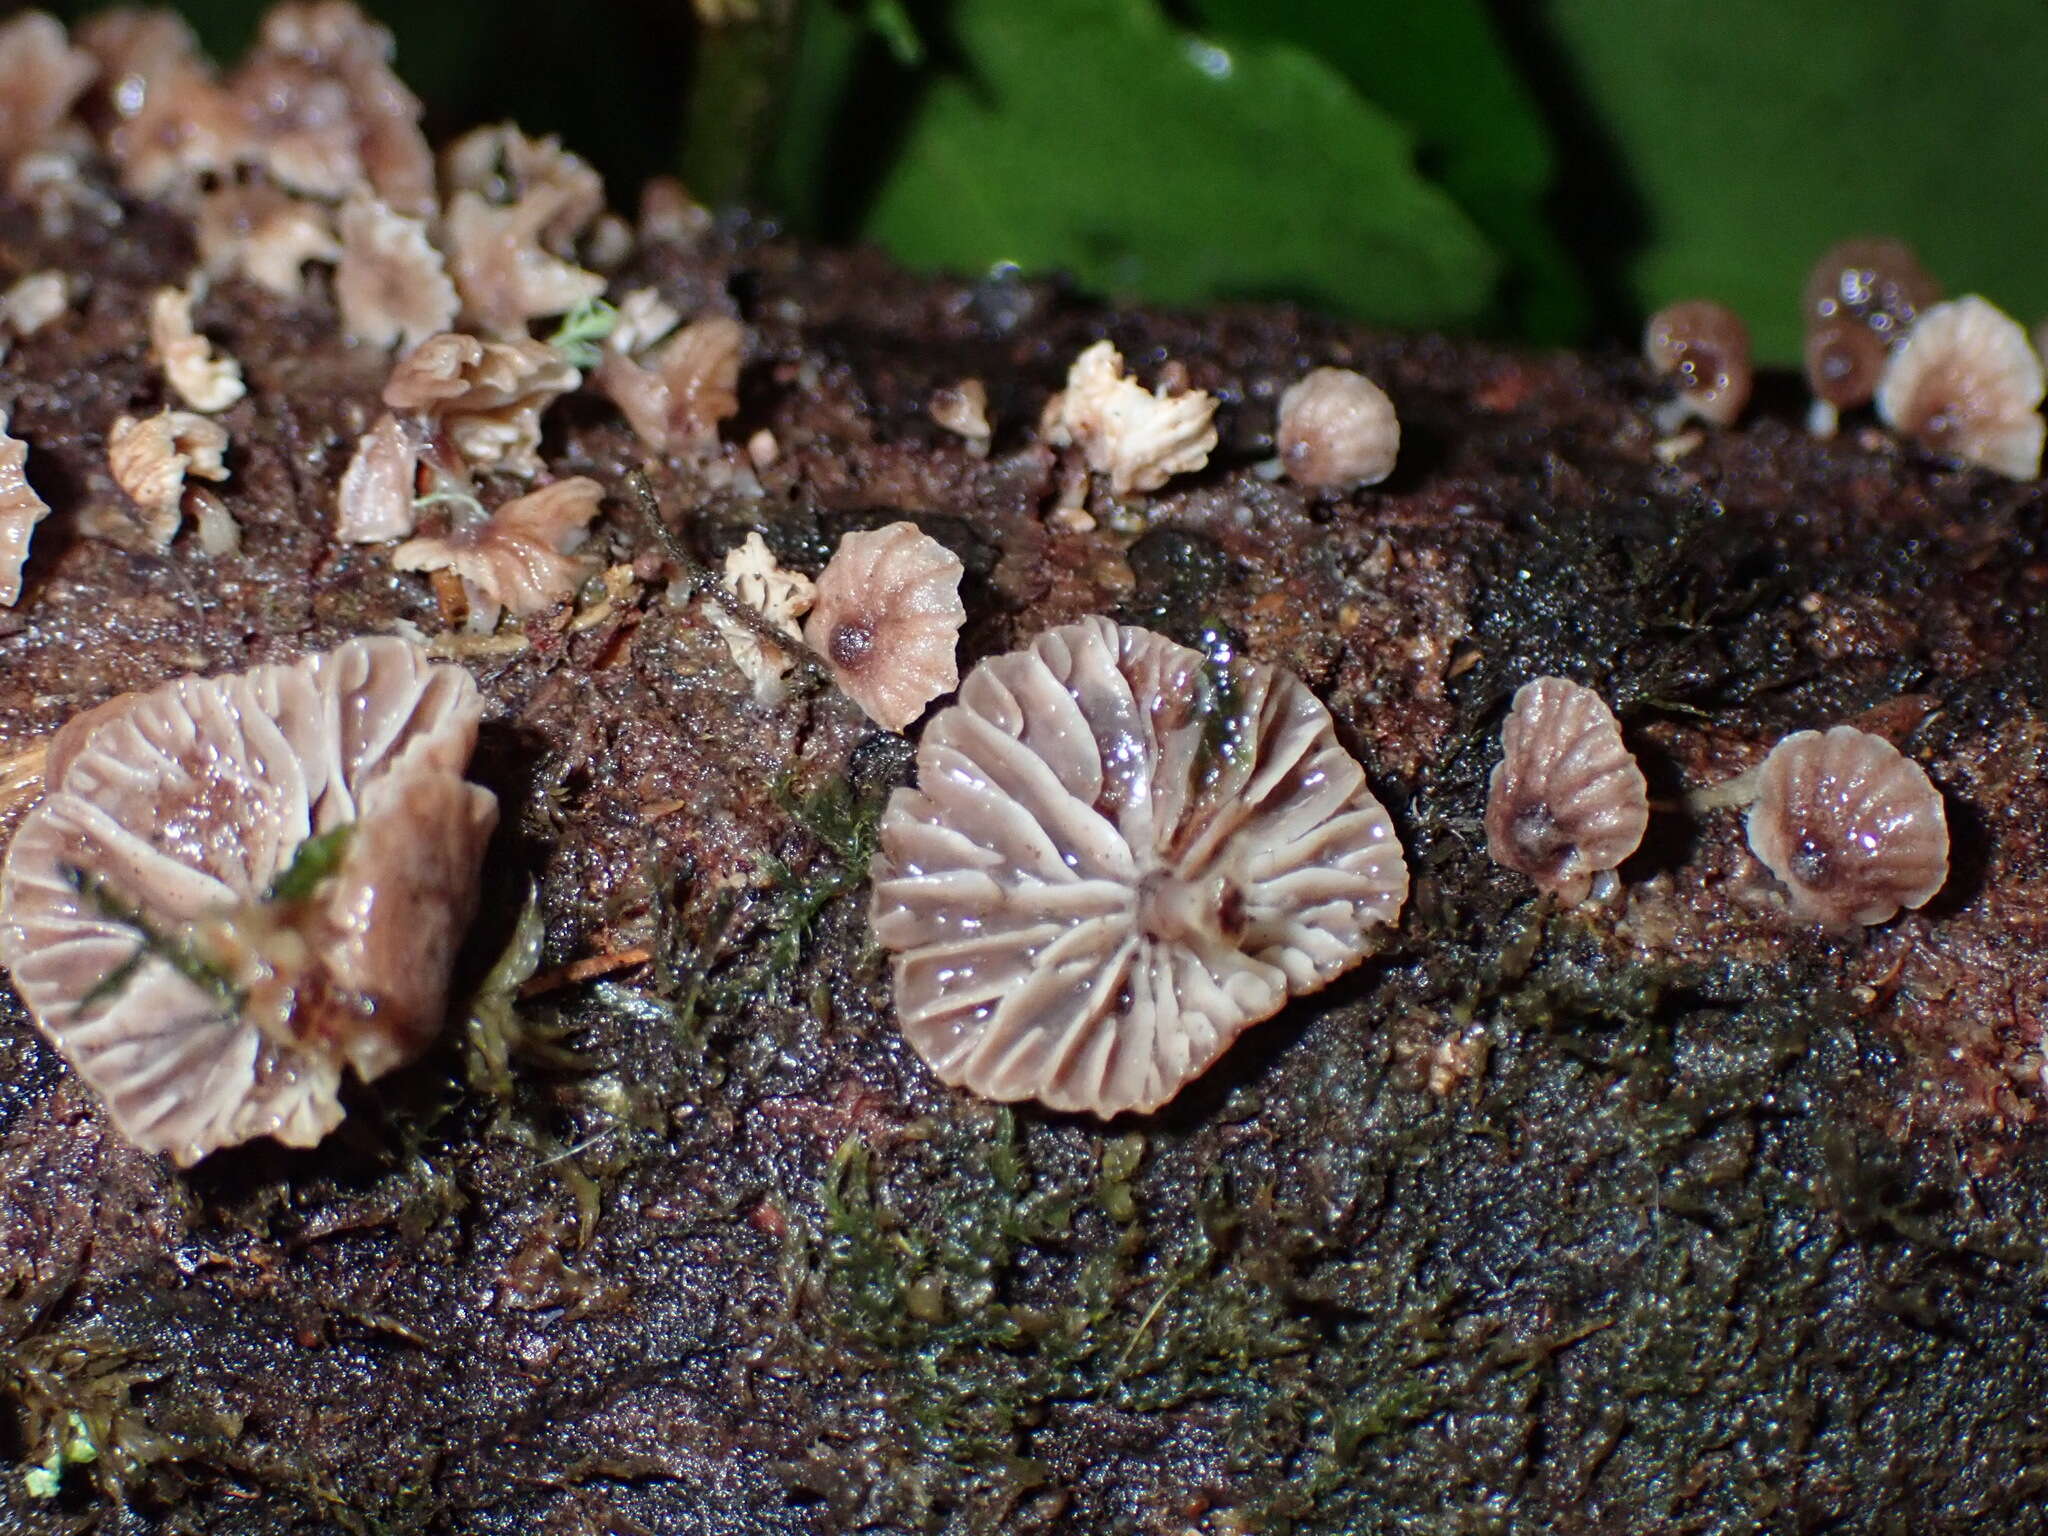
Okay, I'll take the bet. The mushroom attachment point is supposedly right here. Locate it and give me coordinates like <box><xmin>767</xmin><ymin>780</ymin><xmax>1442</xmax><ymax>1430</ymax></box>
<box><xmin>803</xmin><ymin>521</ymin><xmax>965</xmax><ymax>731</ymax></box>
<box><xmin>0</xmin><ymin>637</ymin><xmax>499</xmax><ymax>1164</ymax></box>
<box><xmin>1745</xmin><ymin>724</ymin><xmax>1948</xmax><ymax>931</ymax></box>
<box><xmin>1484</xmin><ymin>677</ymin><xmax>1648</xmax><ymax>906</ymax></box>
<box><xmin>1643</xmin><ymin>300</ymin><xmax>1753</xmax><ymax>429</ymax></box>
<box><xmin>1275</xmin><ymin>366</ymin><xmax>1399</xmax><ymax>489</ymax></box>
<box><xmin>870</xmin><ymin>616</ymin><xmax>1409</xmax><ymax>1118</ymax></box>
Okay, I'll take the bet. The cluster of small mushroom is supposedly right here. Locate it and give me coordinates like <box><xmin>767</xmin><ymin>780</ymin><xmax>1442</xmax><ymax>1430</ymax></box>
<box><xmin>0</xmin><ymin>5</ymin><xmax>762</xmax><ymax>624</ymax></box>
<box><xmin>1642</xmin><ymin>236</ymin><xmax>2045</xmax><ymax>479</ymax></box>
<box><xmin>1483</xmin><ymin>677</ymin><xmax>1948</xmax><ymax>933</ymax></box>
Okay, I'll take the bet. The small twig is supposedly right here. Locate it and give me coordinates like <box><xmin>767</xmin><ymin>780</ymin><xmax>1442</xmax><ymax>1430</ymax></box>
<box><xmin>518</xmin><ymin>945</ymin><xmax>655</xmax><ymax>998</ymax></box>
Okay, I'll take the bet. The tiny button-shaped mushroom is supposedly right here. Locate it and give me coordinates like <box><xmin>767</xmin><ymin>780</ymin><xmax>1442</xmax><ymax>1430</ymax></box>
<box><xmin>803</xmin><ymin>521</ymin><xmax>965</xmax><ymax>731</ymax></box>
<box><xmin>1876</xmin><ymin>295</ymin><xmax>2045</xmax><ymax>480</ymax></box>
<box><xmin>1484</xmin><ymin>677</ymin><xmax>1647</xmax><ymax>905</ymax></box>
<box><xmin>870</xmin><ymin>616</ymin><xmax>1408</xmax><ymax>1118</ymax></box>
<box><xmin>1802</xmin><ymin>237</ymin><xmax>1940</xmax><ymax>436</ymax></box>
<box><xmin>0</xmin><ymin>636</ymin><xmax>497</xmax><ymax>1164</ymax></box>
<box><xmin>1643</xmin><ymin>301</ymin><xmax>1752</xmax><ymax>429</ymax></box>
<box><xmin>1745</xmin><ymin>724</ymin><xmax>1948</xmax><ymax>930</ymax></box>
<box><xmin>1275</xmin><ymin>366</ymin><xmax>1399</xmax><ymax>489</ymax></box>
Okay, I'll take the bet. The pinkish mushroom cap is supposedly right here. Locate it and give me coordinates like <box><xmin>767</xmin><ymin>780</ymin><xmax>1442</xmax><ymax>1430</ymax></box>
<box><xmin>870</xmin><ymin>617</ymin><xmax>1409</xmax><ymax>1117</ymax></box>
<box><xmin>392</xmin><ymin>475</ymin><xmax>602</xmax><ymax>619</ymax></box>
<box><xmin>1485</xmin><ymin>677</ymin><xmax>1648</xmax><ymax>905</ymax></box>
<box><xmin>1643</xmin><ymin>301</ymin><xmax>1753</xmax><ymax>429</ymax></box>
<box><xmin>0</xmin><ymin>409</ymin><xmax>50</xmax><ymax>606</ymax></box>
<box><xmin>1745</xmin><ymin>724</ymin><xmax>1948</xmax><ymax>931</ymax></box>
<box><xmin>1876</xmin><ymin>295</ymin><xmax>2045</xmax><ymax>480</ymax></box>
<box><xmin>1275</xmin><ymin>367</ymin><xmax>1399</xmax><ymax>489</ymax></box>
<box><xmin>0</xmin><ymin>637</ymin><xmax>497</xmax><ymax>1163</ymax></box>
<box><xmin>803</xmin><ymin>522</ymin><xmax>965</xmax><ymax>731</ymax></box>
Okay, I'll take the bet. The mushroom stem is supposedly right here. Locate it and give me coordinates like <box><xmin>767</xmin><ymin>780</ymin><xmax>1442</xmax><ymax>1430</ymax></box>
<box><xmin>1685</xmin><ymin>762</ymin><xmax>1764</xmax><ymax>814</ymax></box>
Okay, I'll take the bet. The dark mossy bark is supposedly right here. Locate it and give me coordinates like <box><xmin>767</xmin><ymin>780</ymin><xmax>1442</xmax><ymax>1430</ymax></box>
<box><xmin>2</xmin><ymin>195</ymin><xmax>2047</xmax><ymax>1536</ymax></box>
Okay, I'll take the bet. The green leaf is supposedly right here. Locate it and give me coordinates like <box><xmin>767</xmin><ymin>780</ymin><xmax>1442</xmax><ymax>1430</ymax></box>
<box><xmin>861</xmin><ymin>0</ymin><xmax>1498</xmax><ymax>327</ymax></box>
<box><xmin>1535</xmin><ymin>0</ymin><xmax>2048</xmax><ymax>363</ymax></box>
<box><xmin>1186</xmin><ymin>0</ymin><xmax>1584</xmax><ymax>341</ymax></box>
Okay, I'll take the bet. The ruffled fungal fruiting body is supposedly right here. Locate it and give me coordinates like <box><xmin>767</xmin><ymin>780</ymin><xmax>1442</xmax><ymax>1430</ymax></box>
<box><xmin>335</xmin><ymin>412</ymin><xmax>419</xmax><ymax>542</ymax></box>
<box><xmin>382</xmin><ymin>331</ymin><xmax>578</xmax><ymax>478</ymax></box>
<box><xmin>0</xmin><ymin>637</ymin><xmax>498</xmax><ymax>1164</ymax></box>
<box><xmin>0</xmin><ymin>410</ymin><xmax>50</xmax><ymax>606</ymax></box>
<box><xmin>393</xmin><ymin>476</ymin><xmax>602</xmax><ymax>620</ymax></box>
<box><xmin>595</xmin><ymin>313</ymin><xmax>744</xmax><ymax>457</ymax></box>
<box><xmin>870</xmin><ymin>616</ymin><xmax>1409</xmax><ymax>1118</ymax></box>
<box><xmin>194</xmin><ymin>180</ymin><xmax>340</xmax><ymax>298</ymax></box>
<box><xmin>1876</xmin><ymin>295</ymin><xmax>2045</xmax><ymax>480</ymax></box>
<box><xmin>107</xmin><ymin>409</ymin><xmax>230</xmax><ymax>547</ymax></box>
<box><xmin>1643</xmin><ymin>301</ymin><xmax>1753</xmax><ymax>429</ymax></box>
<box><xmin>706</xmin><ymin>531</ymin><xmax>814</xmax><ymax>703</ymax></box>
<box><xmin>1802</xmin><ymin>237</ymin><xmax>1940</xmax><ymax>434</ymax></box>
<box><xmin>803</xmin><ymin>522</ymin><xmax>965</xmax><ymax>731</ymax></box>
<box><xmin>1745</xmin><ymin>725</ymin><xmax>1948</xmax><ymax>931</ymax></box>
<box><xmin>930</xmin><ymin>379</ymin><xmax>991</xmax><ymax>454</ymax></box>
<box><xmin>1485</xmin><ymin>677</ymin><xmax>1648</xmax><ymax>906</ymax></box>
<box><xmin>1042</xmin><ymin>340</ymin><xmax>1217</xmax><ymax>497</ymax></box>
<box><xmin>1275</xmin><ymin>366</ymin><xmax>1399</xmax><ymax>488</ymax></box>
<box><xmin>0</xmin><ymin>12</ymin><xmax>96</xmax><ymax>171</ymax></box>
<box><xmin>149</xmin><ymin>284</ymin><xmax>245</xmax><ymax>413</ymax></box>
<box><xmin>440</xmin><ymin>124</ymin><xmax>605</xmax><ymax>336</ymax></box>
<box><xmin>335</xmin><ymin>195</ymin><xmax>457</xmax><ymax>350</ymax></box>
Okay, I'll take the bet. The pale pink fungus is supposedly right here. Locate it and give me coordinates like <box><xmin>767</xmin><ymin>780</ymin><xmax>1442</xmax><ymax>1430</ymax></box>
<box><xmin>1643</xmin><ymin>301</ymin><xmax>1753</xmax><ymax>429</ymax></box>
<box><xmin>803</xmin><ymin>522</ymin><xmax>965</xmax><ymax>731</ymax></box>
<box><xmin>0</xmin><ymin>637</ymin><xmax>497</xmax><ymax>1163</ymax></box>
<box><xmin>1485</xmin><ymin>677</ymin><xmax>1648</xmax><ymax>905</ymax></box>
<box><xmin>393</xmin><ymin>476</ymin><xmax>602</xmax><ymax>620</ymax></box>
<box><xmin>1275</xmin><ymin>367</ymin><xmax>1399</xmax><ymax>488</ymax></box>
<box><xmin>0</xmin><ymin>410</ymin><xmax>50</xmax><ymax>606</ymax></box>
<box><xmin>870</xmin><ymin>617</ymin><xmax>1408</xmax><ymax>1117</ymax></box>
<box><xmin>1876</xmin><ymin>295</ymin><xmax>2045</xmax><ymax>480</ymax></box>
<box><xmin>1745</xmin><ymin>725</ymin><xmax>1949</xmax><ymax>931</ymax></box>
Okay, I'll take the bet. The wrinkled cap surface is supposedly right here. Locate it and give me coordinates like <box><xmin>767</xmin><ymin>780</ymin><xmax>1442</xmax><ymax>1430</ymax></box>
<box><xmin>0</xmin><ymin>636</ymin><xmax>496</xmax><ymax>1163</ymax></box>
<box><xmin>1876</xmin><ymin>295</ymin><xmax>2046</xmax><ymax>480</ymax></box>
<box><xmin>804</xmin><ymin>521</ymin><xmax>965</xmax><ymax>731</ymax></box>
<box><xmin>1276</xmin><ymin>366</ymin><xmax>1399</xmax><ymax>489</ymax></box>
<box><xmin>870</xmin><ymin>616</ymin><xmax>1408</xmax><ymax>1118</ymax></box>
<box><xmin>1485</xmin><ymin>677</ymin><xmax>1648</xmax><ymax>906</ymax></box>
<box><xmin>1745</xmin><ymin>724</ymin><xmax>1948</xmax><ymax>931</ymax></box>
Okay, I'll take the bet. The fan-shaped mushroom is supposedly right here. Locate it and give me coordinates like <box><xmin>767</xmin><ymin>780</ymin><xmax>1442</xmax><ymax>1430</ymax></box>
<box><xmin>870</xmin><ymin>617</ymin><xmax>1408</xmax><ymax>1117</ymax></box>
<box><xmin>1485</xmin><ymin>677</ymin><xmax>1647</xmax><ymax>905</ymax></box>
<box><xmin>803</xmin><ymin>522</ymin><xmax>965</xmax><ymax>731</ymax></box>
<box><xmin>1744</xmin><ymin>725</ymin><xmax>1947</xmax><ymax>931</ymax></box>
<box><xmin>1876</xmin><ymin>295</ymin><xmax>2045</xmax><ymax>480</ymax></box>
<box><xmin>0</xmin><ymin>637</ymin><xmax>497</xmax><ymax>1163</ymax></box>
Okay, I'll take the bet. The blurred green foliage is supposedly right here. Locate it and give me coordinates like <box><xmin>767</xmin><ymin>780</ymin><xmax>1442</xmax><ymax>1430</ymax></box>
<box><xmin>50</xmin><ymin>0</ymin><xmax>2048</xmax><ymax>359</ymax></box>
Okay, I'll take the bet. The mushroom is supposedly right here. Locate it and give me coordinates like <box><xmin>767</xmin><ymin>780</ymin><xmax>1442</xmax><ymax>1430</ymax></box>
<box><xmin>704</xmin><ymin>531</ymin><xmax>815</xmax><ymax>704</ymax></box>
<box><xmin>0</xmin><ymin>270</ymin><xmax>68</xmax><ymax>339</ymax></box>
<box><xmin>149</xmin><ymin>284</ymin><xmax>245</xmax><ymax>413</ymax></box>
<box><xmin>594</xmin><ymin>313</ymin><xmax>744</xmax><ymax>458</ymax></box>
<box><xmin>1484</xmin><ymin>677</ymin><xmax>1648</xmax><ymax>905</ymax></box>
<box><xmin>1876</xmin><ymin>295</ymin><xmax>2045</xmax><ymax>480</ymax></box>
<box><xmin>803</xmin><ymin>522</ymin><xmax>965</xmax><ymax>731</ymax></box>
<box><xmin>335</xmin><ymin>412</ymin><xmax>419</xmax><ymax>542</ymax></box>
<box><xmin>0</xmin><ymin>636</ymin><xmax>497</xmax><ymax>1164</ymax></box>
<box><xmin>334</xmin><ymin>196</ymin><xmax>457</xmax><ymax>350</ymax></box>
<box><xmin>1745</xmin><ymin>724</ymin><xmax>1948</xmax><ymax>930</ymax></box>
<box><xmin>393</xmin><ymin>476</ymin><xmax>603</xmax><ymax>621</ymax></box>
<box><xmin>382</xmin><ymin>331</ymin><xmax>578</xmax><ymax>479</ymax></box>
<box><xmin>1643</xmin><ymin>301</ymin><xmax>1752</xmax><ymax>430</ymax></box>
<box><xmin>870</xmin><ymin>616</ymin><xmax>1409</xmax><ymax>1117</ymax></box>
<box><xmin>1802</xmin><ymin>237</ymin><xmax>1940</xmax><ymax>436</ymax></box>
<box><xmin>930</xmin><ymin>380</ymin><xmax>992</xmax><ymax>455</ymax></box>
<box><xmin>1275</xmin><ymin>366</ymin><xmax>1400</xmax><ymax>488</ymax></box>
<box><xmin>107</xmin><ymin>408</ymin><xmax>230</xmax><ymax>547</ymax></box>
<box><xmin>79</xmin><ymin>8</ymin><xmax>239</xmax><ymax>198</ymax></box>
<box><xmin>0</xmin><ymin>409</ymin><xmax>50</xmax><ymax>606</ymax></box>
<box><xmin>0</xmin><ymin>12</ymin><xmax>97</xmax><ymax>172</ymax></box>
<box><xmin>1041</xmin><ymin>339</ymin><xmax>1218</xmax><ymax>498</ymax></box>
<box><xmin>193</xmin><ymin>180</ymin><xmax>340</xmax><ymax>299</ymax></box>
